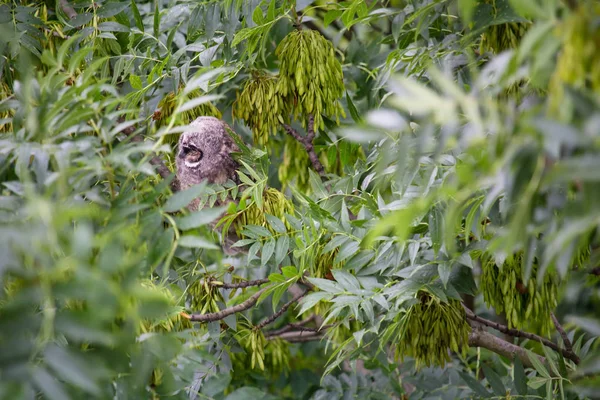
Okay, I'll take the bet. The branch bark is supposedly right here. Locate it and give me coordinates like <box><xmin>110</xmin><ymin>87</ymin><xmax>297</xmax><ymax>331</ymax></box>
<box><xmin>465</xmin><ymin>309</ymin><xmax>580</xmax><ymax>364</ymax></box>
<box><xmin>468</xmin><ymin>328</ymin><xmax>544</xmax><ymax>369</ymax></box>
<box><xmin>256</xmin><ymin>289</ymin><xmax>310</xmax><ymax>329</ymax></box>
<box><xmin>268</xmin><ymin>330</ymin><xmax>323</xmax><ymax>342</ymax></box>
<box><xmin>282</xmin><ymin>115</ymin><xmax>325</xmax><ymax>177</ymax></box>
<box><xmin>60</xmin><ymin>0</ymin><xmax>77</xmax><ymax>19</ymax></box>
<box><xmin>551</xmin><ymin>313</ymin><xmax>575</xmax><ymax>354</ymax></box>
<box><xmin>189</xmin><ymin>287</ymin><xmax>269</xmax><ymax>322</ymax></box>
<box><xmin>211</xmin><ymin>278</ymin><xmax>270</xmax><ymax>289</ymax></box>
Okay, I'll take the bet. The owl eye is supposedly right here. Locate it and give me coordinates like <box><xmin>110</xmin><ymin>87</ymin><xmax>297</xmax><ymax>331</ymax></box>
<box><xmin>181</xmin><ymin>144</ymin><xmax>203</xmax><ymax>167</ymax></box>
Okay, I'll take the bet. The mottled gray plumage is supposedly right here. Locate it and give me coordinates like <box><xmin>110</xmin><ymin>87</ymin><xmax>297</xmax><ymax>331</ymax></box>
<box><xmin>176</xmin><ymin>116</ymin><xmax>241</xmax><ymax>254</ymax></box>
<box><xmin>176</xmin><ymin>116</ymin><xmax>240</xmax><ymax>211</ymax></box>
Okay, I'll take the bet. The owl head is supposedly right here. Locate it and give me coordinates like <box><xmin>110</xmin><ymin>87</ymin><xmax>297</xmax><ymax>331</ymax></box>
<box><xmin>175</xmin><ymin>116</ymin><xmax>240</xmax><ymax>191</ymax></box>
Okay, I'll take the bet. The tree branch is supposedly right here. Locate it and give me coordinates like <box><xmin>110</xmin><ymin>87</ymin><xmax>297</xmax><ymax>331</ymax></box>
<box><xmin>189</xmin><ymin>287</ymin><xmax>269</xmax><ymax>322</ymax></box>
<box><xmin>468</xmin><ymin>328</ymin><xmax>544</xmax><ymax>369</ymax></box>
<box><xmin>282</xmin><ymin>116</ymin><xmax>325</xmax><ymax>177</ymax></box>
<box><xmin>265</xmin><ymin>316</ymin><xmax>316</xmax><ymax>337</ymax></box>
<box><xmin>551</xmin><ymin>313</ymin><xmax>575</xmax><ymax>354</ymax></box>
<box><xmin>465</xmin><ymin>309</ymin><xmax>580</xmax><ymax>364</ymax></box>
<box><xmin>267</xmin><ymin>330</ymin><xmax>323</xmax><ymax>342</ymax></box>
<box><xmin>256</xmin><ymin>289</ymin><xmax>310</xmax><ymax>329</ymax></box>
<box><xmin>211</xmin><ymin>278</ymin><xmax>270</xmax><ymax>289</ymax></box>
<box><xmin>60</xmin><ymin>0</ymin><xmax>77</xmax><ymax>19</ymax></box>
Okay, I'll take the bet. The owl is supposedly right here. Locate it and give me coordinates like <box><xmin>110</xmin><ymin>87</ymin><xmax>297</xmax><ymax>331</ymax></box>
<box><xmin>176</xmin><ymin>116</ymin><xmax>240</xmax><ymax>212</ymax></box>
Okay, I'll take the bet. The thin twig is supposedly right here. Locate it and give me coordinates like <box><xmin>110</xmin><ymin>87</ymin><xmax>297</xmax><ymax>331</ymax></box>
<box><xmin>265</xmin><ymin>315</ymin><xmax>315</xmax><ymax>337</ymax></box>
<box><xmin>189</xmin><ymin>287</ymin><xmax>269</xmax><ymax>322</ymax></box>
<box><xmin>465</xmin><ymin>309</ymin><xmax>580</xmax><ymax>364</ymax></box>
<box><xmin>282</xmin><ymin>115</ymin><xmax>325</xmax><ymax>177</ymax></box>
<box><xmin>268</xmin><ymin>330</ymin><xmax>323</xmax><ymax>342</ymax></box>
<box><xmin>551</xmin><ymin>313</ymin><xmax>574</xmax><ymax>353</ymax></box>
<box><xmin>213</xmin><ymin>278</ymin><xmax>271</xmax><ymax>289</ymax></box>
<box><xmin>256</xmin><ymin>289</ymin><xmax>310</xmax><ymax>329</ymax></box>
<box><xmin>59</xmin><ymin>0</ymin><xmax>77</xmax><ymax>19</ymax></box>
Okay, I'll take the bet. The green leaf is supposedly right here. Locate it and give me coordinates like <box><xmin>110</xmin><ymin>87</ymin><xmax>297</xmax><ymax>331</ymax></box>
<box><xmin>265</xmin><ymin>214</ymin><xmax>286</xmax><ymax>233</ymax></box>
<box><xmin>131</xmin><ymin>0</ymin><xmax>144</xmax><ymax>32</ymax></box>
<box><xmin>178</xmin><ymin>235</ymin><xmax>219</xmax><ymax>250</ymax></box>
<box><xmin>98</xmin><ymin>22</ymin><xmax>130</xmax><ymax>32</ymax></box>
<box><xmin>224</xmin><ymin>387</ymin><xmax>278</xmax><ymax>400</ymax></box>
<box><xmin>508</xmin><ymin>0</ymin><xmax>546</xmax><ymax>19</ymax></box>
<box><xmin>281</xmin><ymin>266</ymin><xmax>297</xmax><ymax>280</ymax></box>
<box><xmin>459</xmin><ymin>371</ymin><xmax>491</xmax><ymax>398</ymax></box>
<box><xmin>482</xmin><ymin>364</ymin><xmax>505</xmax><ymax>396</ymax></box>
<box><xmin>175</xmin><ymin>206</ymin><xmax>226</xmax><ymax>230</ymax></box>
<box><xmin>272</xmin><ymin>284</ymin><xmax>288</xmax><ymax>312</ymax></box>
<box><xmin>274</xmin><ymin>236</ymin><xmax>289</xmax><ymax>265</ymax></box>
<box><xmin>31</xmin><ymin>366</ymin><xmax>71</xmax><ymax>400</ymax></box>
<box><xmin>153</xmin><ymin>2</ymin><xmax>160</xmax><ymax>38</ymax></box>
<box><xmin>513</xmin><ymin>356</ymin><xmax>528</xmax><ymax>395</ymax></box>
<box><xmin>129</xmin><ymin>74</ymin><xmax>142</xmax><ymax>90</ymax></box>
<box><xmin>306</xmin><ymin>278</ymin><xmax>343</xmax><ymax>294</ymax></box>
<box><xmin>68</xmin><ymin>13</ymin><xmax>94</xmax><ymax>28</ymax></box>
<box><xmin>458</xmin><ymin>0</ymin><xmax>477</xmax><ymax>24</ymax></box>
<box><xmin>528</xmin><ymin>376</ymin><xmax>548</xmax><ymax>390</ymax></box>
<box><xmin>261</xmin><ymin>238</ymin><xmax>275</xmax><ymax>265</ymax></box>
<box><xmin>346</xmin><ymin>92</ymin><xmax>362</xmax><ymax>123</ymax></box>
<box><xmin>297</xmin><ymin>292</ymin><xmax>333</xmax><ymax>315</ymax></box>
<box><xmin>331</xmin><ymin>270</ymin><xmax>360</xmax><ymax>292</ymax></box>
<box><xmin>324</xmin><ymin>9</ymin><xmax>343</xmax><ymax>27</ymax></box>
<box><xmin>44</xmin><ymin>346</ymin><xmax>101</xmax><ymax>395</ymax></box>
<box><xmin>437</xmin><ymin>261</ymin><xmax>452</xmax><ymax>288</ymax></box>
<box><xmin>163</xmin><ymin>182</ymin><xmax>208</xmax><ymax>212</ymax></box>
<box><xmin>526</xmin><ymin>349</ymin><xmax>550</xmax><ymax>378</ymax></box>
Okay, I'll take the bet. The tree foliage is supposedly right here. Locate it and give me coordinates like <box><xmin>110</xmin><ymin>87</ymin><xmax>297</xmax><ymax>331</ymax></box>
<box><xmin>1</xmin><ymin>0</ymin><xmax>599</xmax><ymax>399</ymax></box>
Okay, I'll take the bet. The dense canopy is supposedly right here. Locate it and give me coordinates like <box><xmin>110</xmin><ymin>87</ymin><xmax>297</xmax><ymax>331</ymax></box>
<box><xmin>1</xmin><ymin>0</ymin><xmax>599</xmax><ymax>399</ymax></box>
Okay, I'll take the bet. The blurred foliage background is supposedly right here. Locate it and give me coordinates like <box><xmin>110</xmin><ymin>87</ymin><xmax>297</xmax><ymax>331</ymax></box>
<box><xmin>1</xmin><ymin>0</ymin><xmax>599</xmax><ymax>399</ymax></box>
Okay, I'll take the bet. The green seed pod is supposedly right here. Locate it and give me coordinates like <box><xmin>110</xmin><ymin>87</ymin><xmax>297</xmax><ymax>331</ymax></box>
<box><xmin>154</xmin><ymin>88</ymin><xmax>222</xmax><ymax>146</ymax></box>
<box><xmin>392</xmin><ymin>291</ymin><xmax>470</xmax><ymax>369</ymax></box>
<box><xmin>479</xmin><ymin>252</ymin><xmax>558</xmax><ymax>337</ymax></box>
<box><xmin>233</xmin><ymin>72</ymin><xmax>286</xmax><ymax>147</ymax></box>
<box><xmin>232</xmin><ymin>188</ymin><xmax>294</xmax><ymax>239</ymax></box>
<box><xmin>275</xmin><ymin>29</ymin><xmax>345</xmax><ymax>132</ymax></box>
<box><xmin>550</xmin><ymin>2</ymin><xmax>600</xmax><ymax>114</ymax></box>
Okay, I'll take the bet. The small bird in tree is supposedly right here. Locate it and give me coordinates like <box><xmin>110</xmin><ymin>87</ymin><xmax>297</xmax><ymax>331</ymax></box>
<box><xmin>176</xmin><ymin>116</ymin><xmax>240</xmax><ymax>211</ymax></box>
<box><xmin>175</xmin><ymin>116</ymin><xmax>294</xmax><ymax>255</ymax></box>
<box><xmin>175</xmin><ymin>116</ymin><xmax>242</xmax><ymax>254</ymax></box>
